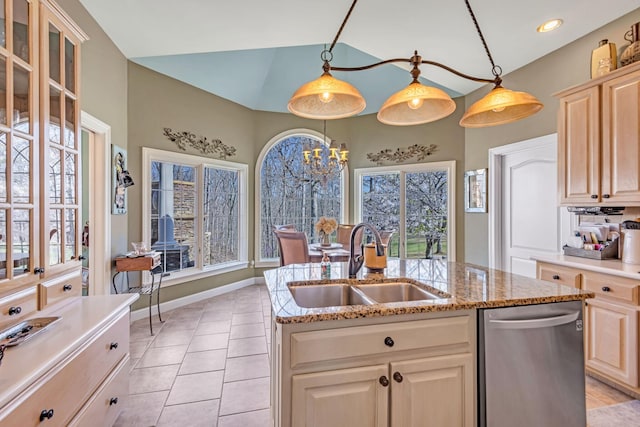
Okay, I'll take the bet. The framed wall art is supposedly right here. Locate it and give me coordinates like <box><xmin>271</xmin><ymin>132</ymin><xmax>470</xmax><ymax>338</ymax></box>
<box><xmin>464</xmin><ymin>168</ymin><xmax>487</xmax><ymax>213</ymax></box>
<box><xmin>112</xmin><ymin>145</ymin><xmax>134</xmax><ymax>214</ymax></box>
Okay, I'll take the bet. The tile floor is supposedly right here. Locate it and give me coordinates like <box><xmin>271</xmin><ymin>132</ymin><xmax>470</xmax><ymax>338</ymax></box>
<box><xmin>115</xmin><ymin>283</ymin><xmax>633</xmax><ymax>426</ymax></box>
<box><xmin>114</xmin><ymin>284</ymin><xmax>272</xmax><ymax>427</ymax></box>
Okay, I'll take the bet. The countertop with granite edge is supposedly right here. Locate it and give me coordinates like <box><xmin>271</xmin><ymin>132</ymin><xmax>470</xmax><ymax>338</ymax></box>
<box><xmin>264</xmin><ymin>259</ymin><xmax>595</xmax><ymax>324</ymax></box>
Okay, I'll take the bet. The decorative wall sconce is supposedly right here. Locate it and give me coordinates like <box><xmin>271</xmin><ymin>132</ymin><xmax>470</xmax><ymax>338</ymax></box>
<box><xmin>163</xmin><ymin>128</ymin><xmax>236</xmax><ymax>159</ymax></box>
<box><xmin>367</xmin><ymin>144</ymin><xmax>438</xmax><ymax>165</ymax></box>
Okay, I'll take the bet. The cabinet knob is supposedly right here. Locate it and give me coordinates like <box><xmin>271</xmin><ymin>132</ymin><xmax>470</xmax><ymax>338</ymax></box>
<box><xmin>8</xmin><ymin>306</ymin><xmax>22</xmax><ymax>316</ymax></box>
<box><xmin>62</xmin><ymin>284</ymin><xmax>72</xmax><ymax>292</ymax></box>
<box><xmin>384</xmin><ymin>337</ymin><xmax>394</xmax><ymax>347</ymax></box>
<box><xmin>109</xmin><ymin>342</ymin><xmax>118</xmax><ymax>350</ymax></box>
<box><xmin>601</xmin><ymin>286</ymin><xmax>611</xmax><ymax>292</ymax></box>
<box><xmin>34</xmin><ymin>267</ymin><xmax>45</xmax><ymax>274</ymax></box>
<box><xmin>39</xmin><ymin>409</ymin><xmax>54</xmax><ymax>421</ymax></box>
<box><xmin>591</xmin><ymin>194</ymin><xmax>598</xmax><ymax>199</ymax></box>
<box><xmin>379</xmin><ymin>376</ymin><xmax>389</xmax><ymax>387</ymax></box>
<box><xmin>602</xmin><ymin>194</ymin><xmax>610</xmax><ymax>199</ymax></box>
<box><xmin>109</xmin><ymin>397</ymin><xmax>119</xmax><ymax>406</ymax></box>
<box><xmin>552</xmin><ymin>275</ymin><xmax>560</xmax><ymax>280</ymax></box>
<box><xmin>393</xmin><ymin>371</ymin><xmax>404</xmax><ymax>383</ymax></box>
<box><xmin>78</xmin><ymin>255</ymin><xmax>86</xmax><ymax>261</ymax></box>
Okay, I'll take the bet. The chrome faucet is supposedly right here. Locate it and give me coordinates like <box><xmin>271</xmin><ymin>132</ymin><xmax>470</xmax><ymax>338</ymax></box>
<box><xmin>349</xmin><ymin>223</ymin><xmax>385</xmax><ymax>278</ymax></box>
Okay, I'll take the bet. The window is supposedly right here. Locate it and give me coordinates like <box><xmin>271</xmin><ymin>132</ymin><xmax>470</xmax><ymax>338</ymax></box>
<box><xmin>143</xmin><ymin>148</ymin><xmax>248</xmax><ymax>282</ymax></box>
<box><xmin>354</xmin><ymin>161</ymin><xmax>455</xmax><ymax>261</ymax></box>
<box><xmin>256</xmin><ymin>129</ymin><xmax>348</xmax><ymax>265</ymax></box>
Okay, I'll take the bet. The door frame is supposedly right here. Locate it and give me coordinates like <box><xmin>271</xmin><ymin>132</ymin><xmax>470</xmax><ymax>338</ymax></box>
<box><xmin>488</xmin><ymin>133</ymin><xmax>558</xmax><ymax>270</ymax></box>
<box><xmin>81</xmin><ymin>112</ymin><xmax>112</xmax><ymax>295</ymax></box>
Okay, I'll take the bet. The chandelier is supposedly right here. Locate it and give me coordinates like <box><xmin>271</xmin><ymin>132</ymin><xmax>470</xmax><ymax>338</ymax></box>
<box><xmin>302</xmin><ymin>120</ymin><xmax>348</xmax><ymax>182</ymax></box>
<box><xmin>288</xmin><ymin>0</ymin><xmax>543</xmax><ymax>128</ymax></box>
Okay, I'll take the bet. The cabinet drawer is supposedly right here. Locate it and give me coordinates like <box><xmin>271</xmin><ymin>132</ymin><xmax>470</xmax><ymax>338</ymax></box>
<box><xmin>291</xmin><ymin>316</ymin><xmax>472</xmax><ymax>368</ymax></box>
<box><xmin>0</xmin><ymin>312</ymin><xmax>129</xmax><ymax>426</ymax></box>
<box><xmin>537</xmin><ymin>263</ymin><xmax>581</xmax><ymax>288</ymax></box>
<box><xmin>0</xmin><ymin>286</ymin><xmax>37</xmax><ymax>327</ymax></box>
<box><xmin>69</xmin><ymin>357</ymin><xmax>129</xmax><ymax>427</ymax></box>
<box><xmin>39</xmin><ymin>272</ymin><xmax>82</xmax><ymax>310</ymax></box>
<box><xmin>582</xmin><ymin>271</ymin><xmax>639</xmax><ymax>304</ymax></box>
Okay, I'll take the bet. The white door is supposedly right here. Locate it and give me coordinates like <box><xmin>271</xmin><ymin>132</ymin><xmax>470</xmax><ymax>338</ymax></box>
<box><xmin>491</xmin><ymin>134</ymin><xmax>570</xmax><ymax>277</ymax></box>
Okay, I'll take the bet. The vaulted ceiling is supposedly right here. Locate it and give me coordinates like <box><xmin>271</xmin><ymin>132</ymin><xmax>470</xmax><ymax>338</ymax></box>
<box><xmin>79</xmin><ymin>0</ymin><xmax>639</xmax><ymax>115</ymax></box>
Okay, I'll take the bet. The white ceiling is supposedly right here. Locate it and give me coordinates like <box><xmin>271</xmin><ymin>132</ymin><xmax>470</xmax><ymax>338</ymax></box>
<box><xmin>79</xmin><ymin>0</ymin><xmax>640</xmax><ymax>115</ymax></box>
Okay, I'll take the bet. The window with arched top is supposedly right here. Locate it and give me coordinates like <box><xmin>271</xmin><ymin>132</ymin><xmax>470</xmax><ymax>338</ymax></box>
<box><xmin>256</xmin><ymin>129</ymin><xmax>348</xmax><ymax>265</ymax></box>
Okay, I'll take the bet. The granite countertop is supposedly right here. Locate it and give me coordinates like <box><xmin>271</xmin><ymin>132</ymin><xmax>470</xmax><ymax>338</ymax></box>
<box><xmin>264</xmin><ymin>259</ymin><xmax>594</xmax><ymax>324</ymax></box>
<box><xmin>533</xmin><ymin>254</ymin><xmax>640</xmax><ymax>279</ymax></box>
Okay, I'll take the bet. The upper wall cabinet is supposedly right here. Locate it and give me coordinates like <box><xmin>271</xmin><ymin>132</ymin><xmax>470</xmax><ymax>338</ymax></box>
<box><xmin>556</xmin><ymin>61</ymin><xmax>640</xmax><ymax>206</ymax></box>
<box><xmin>39</xmin><ymin>1</ymin><xmax>87</xmax><ymax>279</ymax></box>
<box><xmin>0</xmin><ymin>0</ymin><xmax>86</xmax><ymax>293</ymax></box>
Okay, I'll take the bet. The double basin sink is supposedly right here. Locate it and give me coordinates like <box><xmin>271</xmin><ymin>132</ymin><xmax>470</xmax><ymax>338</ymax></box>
<box><xmin>288</xmin><ymin>281</ymin><xmax>448</xmax><ymax>308</ymax></box>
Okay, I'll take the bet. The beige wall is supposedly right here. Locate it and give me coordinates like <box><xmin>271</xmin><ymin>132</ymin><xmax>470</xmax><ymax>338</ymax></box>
<box><xmin>57</xmin><ymin>0</ymin><xmax>129</xmax><ymax>259</ymax></box>
<box><xmin>67</xmin><ymin>0</ymin><xmax>640</xmax><ymax>305</ymax></box>
<box><xmin>126</xmin><ymin>62</ymin><xmax>465</xmax><ymax>304</ymax></box>
<box><xmin>464</xmin><ymin>7</ymin><xmax>640</xmax><ymax>266</ymax></box>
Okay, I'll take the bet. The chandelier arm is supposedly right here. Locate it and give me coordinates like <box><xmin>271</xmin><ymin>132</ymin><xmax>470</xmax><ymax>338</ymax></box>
<box><xmin>420</xmin><ymin>60</ymin><xmax>500</xmax><ymax>85</ymax></box>
<box><xmin>329</xmin><ymin>57</ymin><xmax>499</xmax><ymax>85</ymax></box>
<box><xmin>329</xmin><ymin>0</ymin><xmax>359</xmax><ymax>53</ymax></box>
<box><xmin>464</xmin><ymin>0</ymin><xmax>499</xmax><ymax>76</ymax></box>
<box><xmin>330</xmin><ymin>58</ymin><xmax>411</xmax><ymax>72</ymax></box>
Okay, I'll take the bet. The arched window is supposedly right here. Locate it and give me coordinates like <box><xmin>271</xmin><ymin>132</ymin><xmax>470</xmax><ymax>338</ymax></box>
<box><xmin>256</xmin><ymin>129</ymin><xmax>348</xmax><ymax>265</ymax></box>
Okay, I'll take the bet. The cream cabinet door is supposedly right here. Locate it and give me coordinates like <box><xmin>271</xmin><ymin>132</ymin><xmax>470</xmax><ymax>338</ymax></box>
<box><xmin>557</xmin><ymin>86</ymin><xmax>600</xmax><ymax>205</ymax></box>
<box><xmin>585</xmin><ymin>298</ymin><xmax>638</xmax><ymax>387</ymax></box>
<box><xmin>291</xmin><ymin>364</ymin><xmax>389</xmax><ymax>427</ymax></box>
<box><xmin>390</xmin><ymin>353</ymin><xmax>474</xmax><ymax>427</ymax></box>
<box><xmin>601</xmin><ymin>68</ymin><xmax>640</xmax><ymax>205</ymax></box>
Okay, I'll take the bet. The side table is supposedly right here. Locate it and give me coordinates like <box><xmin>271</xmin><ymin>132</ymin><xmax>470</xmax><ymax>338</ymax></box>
<box><xmin>113</xmin><ymin>254</ymin><xmax>167</xmax><ymax>335</ymax></box>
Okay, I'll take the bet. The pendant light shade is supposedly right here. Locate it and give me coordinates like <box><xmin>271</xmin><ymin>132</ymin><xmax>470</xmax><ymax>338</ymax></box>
<box><xmin>287</xmin><ymin>71</ymin><xmax>366</xmax><ymax>120</ymax></box>
<box><xmin>377</xmin><ymin>81</ymin><xmax>456</xmax><ymax>126</ymax></box>
<box><xmin>459</xmin><ymin>85</ymin><xmax>543</xmax><ymax>128</ymax></box>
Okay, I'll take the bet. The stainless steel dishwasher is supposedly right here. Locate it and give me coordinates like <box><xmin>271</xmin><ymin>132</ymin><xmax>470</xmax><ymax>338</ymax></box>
<box><xmin>478</xmin><ymin>300</ymin><xmax>586</xmax><ymax>427</ymax></box>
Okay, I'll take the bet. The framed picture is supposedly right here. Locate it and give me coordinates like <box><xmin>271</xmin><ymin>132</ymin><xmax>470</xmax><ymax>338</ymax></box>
<box><xmin>464</xmin><ymin>168</ymin><xmax>487</xmax><ymax>213</ymax></box>
<box><xmin>112</xmin><ymin>145</ymin><xmax>131</xmax><ymax>214</ymax></box>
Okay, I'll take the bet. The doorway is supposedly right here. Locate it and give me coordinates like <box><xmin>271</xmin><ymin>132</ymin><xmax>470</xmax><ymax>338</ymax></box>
<box><xmin>81</xmin><ymin>112</ymin><xmax>112</xmax><ymax>295</ymax></box>
<box><xmin>488</xmin><ymin>134</ymin><xmax>572</xmax><ymax>277</ymax></box>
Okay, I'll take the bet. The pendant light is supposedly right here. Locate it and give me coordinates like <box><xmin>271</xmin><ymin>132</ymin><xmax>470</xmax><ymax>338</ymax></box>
<box><xmin>377</xmin><ymin>53</ymin><xmax>456</xmax><ymax>126</ymax></box>
<box><xmin>287</xmin><ymin>53</ymin><xmax>366</xmax><ymax>120</ymax></box>
<box><xmin>459</xmin><ymin>84</ymin><xmax>543</xmax><ymax>128</ymax></box>
<box><xmin>287</xmin><ymin>0</ymin><xmax>542</xmax><ymax>128</ymax></box>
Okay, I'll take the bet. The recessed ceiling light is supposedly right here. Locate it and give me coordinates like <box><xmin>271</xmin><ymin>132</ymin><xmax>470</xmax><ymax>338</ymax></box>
<box><xmin>537</xmin><ymin>19</ymin><xmax>563</xmax><ymax>33</ymax></box>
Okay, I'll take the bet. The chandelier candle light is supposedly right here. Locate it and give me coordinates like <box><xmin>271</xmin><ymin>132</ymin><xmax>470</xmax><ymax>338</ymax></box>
<box><xmin>302</xmin><ymin>120</ymin><xmax>349</xmax><ymax>182</ymax></box>
<box><xmin>288</xmin><ymin>0</ymin><xmax>543</xmax><ymax>127</ymax></box>
<box><xmin>315</xmin><ymin>217</ymin><xmax>338</xmax><ymax>247</ymax></box>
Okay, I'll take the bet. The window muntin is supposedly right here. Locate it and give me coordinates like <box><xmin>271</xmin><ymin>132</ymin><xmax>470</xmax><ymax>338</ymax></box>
<box><xmin>143</xmin><ymin>148</ymin><xmax>248</xmax><ymax>282</ymax></box>
<box><xmin>257</xmin><ymin>131</ymin><xmax>347</xmax><ymax>263</ymax></box>
<box><xmin>355</xmin><ymin>161</ymin><xmax>455</xmax><ymax>261</ymax></box>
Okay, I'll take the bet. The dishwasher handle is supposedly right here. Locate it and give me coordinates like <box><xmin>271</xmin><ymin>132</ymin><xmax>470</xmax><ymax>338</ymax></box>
<box><xmin>488</xmin><ymin>311</ymin><xmax>580</xmax><ymax>330</ymax></box>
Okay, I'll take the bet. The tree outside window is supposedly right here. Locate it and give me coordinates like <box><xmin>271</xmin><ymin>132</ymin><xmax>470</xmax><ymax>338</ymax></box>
<box><xmin>259</xmin><ymin>133</ymin><xmax>344</xmax><ymax>261</ymax></box>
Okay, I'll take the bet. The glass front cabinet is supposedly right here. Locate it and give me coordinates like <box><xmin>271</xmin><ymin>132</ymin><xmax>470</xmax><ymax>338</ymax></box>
<box><xmin>0</xmin><ymin>0</ymin><xmax>86</xmax><ymax>294</ymax></box>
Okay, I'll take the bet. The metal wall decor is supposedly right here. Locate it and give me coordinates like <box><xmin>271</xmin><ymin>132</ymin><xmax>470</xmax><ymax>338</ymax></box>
<box><xmin>367</xmin><ymin>144</ymin><xmax>438</xmax><ymax>165</ymax></box>
<box><xmin>163</xmin><ymin>128</ymin><xmax>236</xmax><ymax>159</ymax></box>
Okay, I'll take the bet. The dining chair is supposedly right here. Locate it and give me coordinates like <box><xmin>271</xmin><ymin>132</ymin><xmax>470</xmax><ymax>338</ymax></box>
<box><xmin>337</xmin><ymin>224</ymin><xmax>364</xmax><ymax>255</ymax></box>
<box><xmin>274</xmin><ymin>224</ymin><xmax>297</xmax><ymax>231</ymax></box>
<box><xmin>274</xmin><ymin>229</ymin><xmax>310</xmax><ymax>266</ymax></box>
<box><xmin>380</xmin><ymin>230</ymin><xmax>395</xmax><ymax>246</ymax></box>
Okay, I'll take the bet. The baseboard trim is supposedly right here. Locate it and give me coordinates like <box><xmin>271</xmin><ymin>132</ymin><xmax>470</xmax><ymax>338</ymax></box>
<box><xmin>130</xmin><ymin>276</ymin><xmax>266</xmax><ymax>323</ymax></box>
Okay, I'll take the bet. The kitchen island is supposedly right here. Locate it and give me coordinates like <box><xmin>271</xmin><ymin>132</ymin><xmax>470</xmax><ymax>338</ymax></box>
<box><xmin>264</xmin><ymin>259</ymin><xmax>594</xmax><ymax>427</ymax></box>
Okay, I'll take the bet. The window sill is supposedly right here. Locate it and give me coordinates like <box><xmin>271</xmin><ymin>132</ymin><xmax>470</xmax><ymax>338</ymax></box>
<box><xmin>146</xmin><ymin>261</ymin><xmax>250</xmax><ymax>288</ymax></box>
<box><xmin>255</xmin><ymin>260</ymin><xmax>280</xmax><ymax>269</ymax></box>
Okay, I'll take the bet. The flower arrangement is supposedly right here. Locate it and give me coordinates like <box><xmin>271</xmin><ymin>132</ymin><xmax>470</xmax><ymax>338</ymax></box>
<box><xmin>315</xmin><ymin>217</ymin><xmax>338</xmax><ymax>246</ymax></box>
<box><xmin>315</xmin><ymin>217</ymin><xmax>338</xmax><ymax>234</ymax></box>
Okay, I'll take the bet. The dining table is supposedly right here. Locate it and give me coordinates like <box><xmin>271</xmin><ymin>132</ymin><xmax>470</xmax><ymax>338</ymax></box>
<box><xmin>308</xmin><ymin>242</ymin><xmax>350</xmax><ymax>262</ymax></box>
